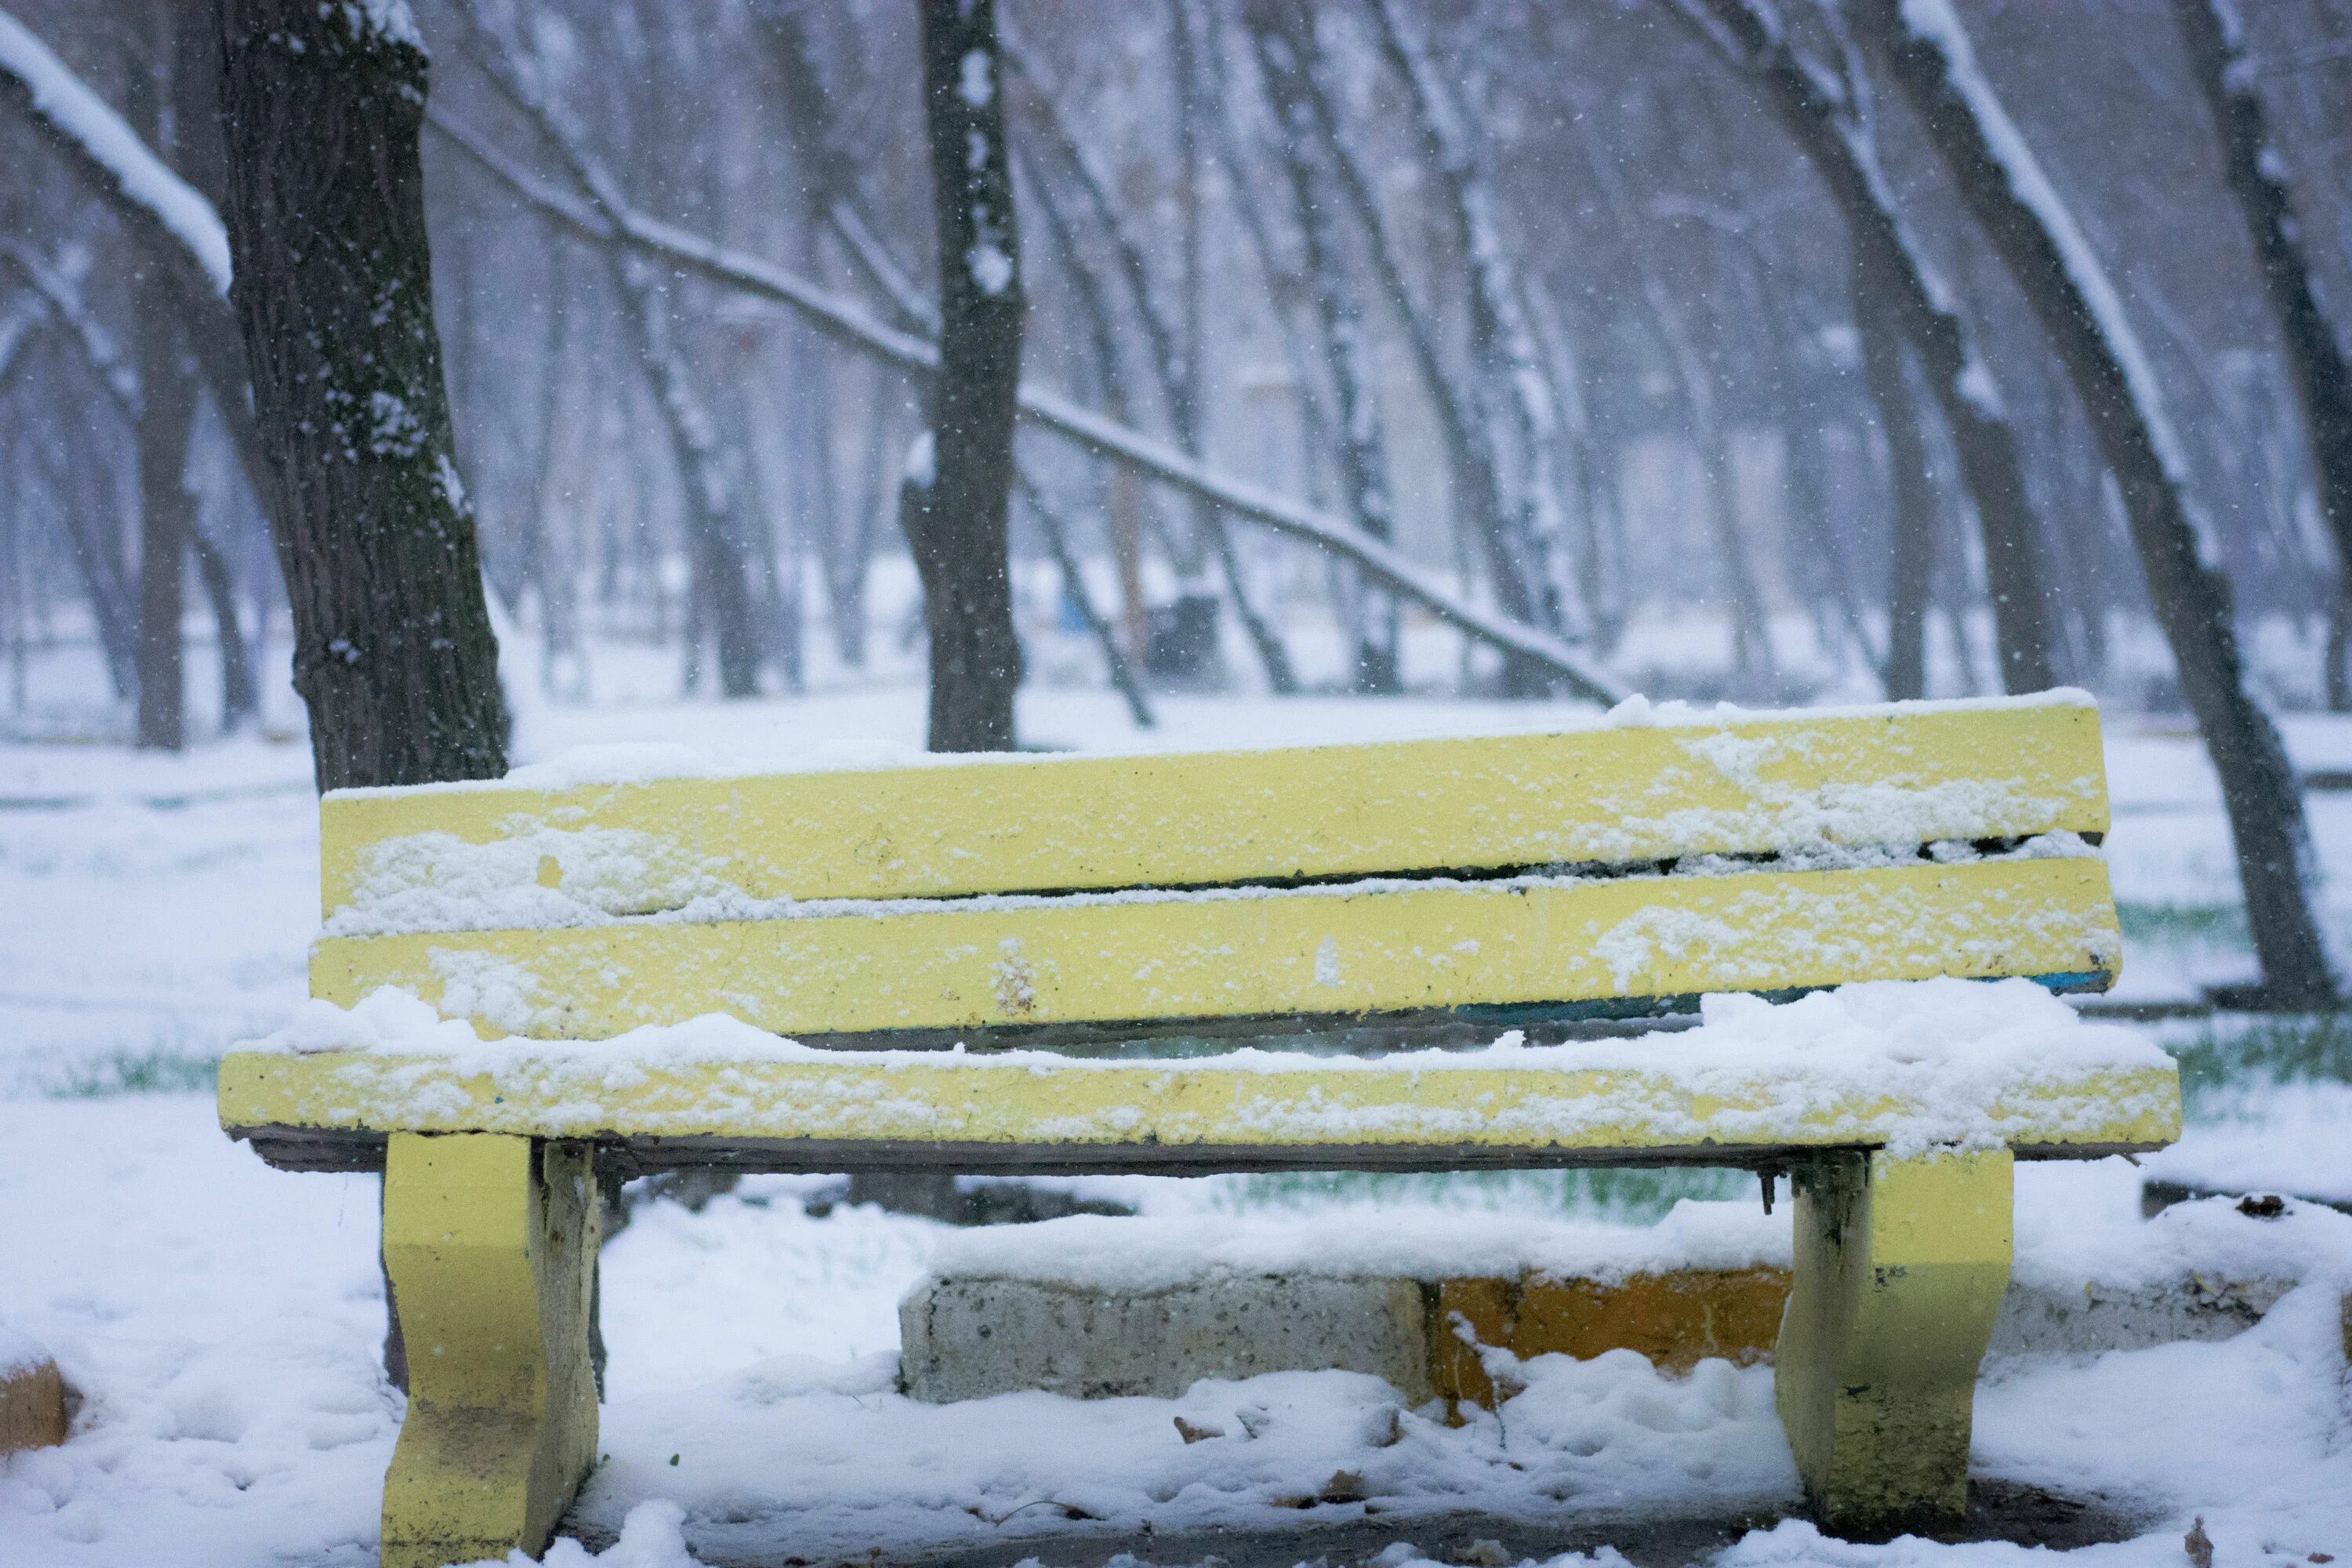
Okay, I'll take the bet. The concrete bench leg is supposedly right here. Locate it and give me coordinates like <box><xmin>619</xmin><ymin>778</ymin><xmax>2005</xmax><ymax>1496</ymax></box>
<box><xmin>380</xmin><ymin>1133</ymin><xmax>599</xmax><ymax>1568</ymax></box>
<box><xmin>1774</xmin><ymin>1147</ymin><xmax>2012</xmax><ymax>1535</ymax></box>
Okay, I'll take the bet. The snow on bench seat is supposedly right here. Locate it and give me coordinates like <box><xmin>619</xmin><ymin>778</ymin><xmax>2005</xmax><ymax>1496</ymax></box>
<box><xmin>218</xmin><ymin>978</ymin><xmax>2176</xmax><ymax>1173</ymax></box>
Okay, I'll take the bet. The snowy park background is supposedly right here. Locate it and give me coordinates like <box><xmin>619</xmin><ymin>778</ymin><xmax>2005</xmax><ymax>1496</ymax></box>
<box><xmin>3</xmin><ymin>607</ymin><xmax>2352</xmax><ymax>1566</ymax></box>
<box><xmin>9</xmin><ymin>0</ymin><xmax>2352</xmax><ymax>1563</ymax></box>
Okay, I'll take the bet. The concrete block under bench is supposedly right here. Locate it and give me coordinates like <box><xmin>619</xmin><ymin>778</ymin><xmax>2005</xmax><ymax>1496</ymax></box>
<box><xmin>898</xmin><ymin>1196</ymin><xmax>2339</xmax><ymax>1410</ymax></box>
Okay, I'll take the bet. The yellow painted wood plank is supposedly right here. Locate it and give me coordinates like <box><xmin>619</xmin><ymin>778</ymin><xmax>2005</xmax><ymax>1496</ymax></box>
<box><xmin>310</xmin><ymin>857</ymin><xmax>2121</xmax><ymax>1040</ymax></box>
<box><xmin>320</xmin><ymin>699</ymin><xmax>2110</xmax><ymax>919</ymax></box>
<box><xmin>215</xmin><ymin>1044</ymin><xmax>2180</xmax><ymax>1154</ymax></box>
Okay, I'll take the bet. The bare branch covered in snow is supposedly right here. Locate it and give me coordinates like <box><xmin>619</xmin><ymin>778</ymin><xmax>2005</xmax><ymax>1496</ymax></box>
<box><xmin>0</xmin><ymin>8</ymin><xmax>231</xmax><ymax>296</ymax></box>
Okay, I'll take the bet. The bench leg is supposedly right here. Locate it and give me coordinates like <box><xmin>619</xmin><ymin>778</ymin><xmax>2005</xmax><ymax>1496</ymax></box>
<box><xmin>380</xmin><ymin>1133</ymin><xmax>599</xmax><ymax>1568</ymax></box>
<box><xmin>1773</xmin><ymin>1147</ymin><xmax>2012</xmax><ymax>1535</ymax></box>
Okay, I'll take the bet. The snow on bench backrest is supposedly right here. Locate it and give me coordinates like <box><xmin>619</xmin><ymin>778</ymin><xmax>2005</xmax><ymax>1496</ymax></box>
<box><xmin>297</xmin><ymin>695</ymin><xmax>2121</xmax><ymax>1045</ymax></box>
<box><xmin>317</xmin><ymin>693</ymin><xmax>2110</xmax><ymax>933</ymax></box>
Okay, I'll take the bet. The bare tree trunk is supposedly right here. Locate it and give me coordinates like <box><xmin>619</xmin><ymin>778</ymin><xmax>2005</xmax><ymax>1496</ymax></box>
<box><xmin>1858</xmin><ymin>0</ymin><xmax>2336</xmax><ymax>1005</ymax></box>
<box><xmin>751</xmin><ymin>0</ymin><xmax>880</xmax><ymax>672</ymax></box>
<box><xmin>125</xmin><ymin>7</ymin><xmax>191</xmax><ymax>750</ymax></box>
<box><xmin>37</xmin><ymin>421</ymin><xmax>140</xmax><ymax>699</ymax></box>
<box><xmin>1275</xmin><ymin>6</ymin><xmax>1549</xmax><ymax>692</ymax></box>
<box><xmin>2176</xmin><ymin>0</ymin><xmax>2352</xmax><ymax>711</ymax></box>
<box><xmin>912</xmin><ymin>0</ymin><xmax>1024</xmax><ymax>751</ymax></box>
<box><xmin>450</xmin><ymin>9</ymin><xmax>763</xmax><ymax>700</ymax></box>
<box><xmin>1856</xmin><ymin>280</ymin><xmax>1938</xmax><ymax>699</ymax></box>
<box><xmin>1018</xmin><ymin>471</ymin><xmax>1154</xmax><ymax>728</ymax></box>
<box><xmin>619</xmin><ymin>254</ymin><xmax>763</xmax><ymax>699</ymax></box>
<box><xmin>1642</xmin><ymin>263</ymin><xmax>1779</xmax><ymax>688</ymax></box>
<box><xmin>424</xmin><ymin>90</ymin><xmax>1623</xmax><ymax>703</ymax></box>
<box><xmin>216</xmin><ymin>0</ymin><xmax>506</xmax><ymax>791</ymax></box>
<box><xmin>1004</xmin><ymin>19</ymin><xmax>1295</xmax><ymax>693</ymax></box>
<box><xmin>1245</xmin><ymin>0</ymin><xmax>1400</xmax><ymax>693</ymax></box>
<box><xmin>132</xmin><ymin>296</ymin><xmax>194</xmax><ymax>750</ymax></box>
<box><xmin>188</xmin><ymin>519</ymin><xmax>256</xmax><ymax>724</ymax></box>
<box><xmin>1367</xmin><ymin>0</ymin><xmax>1581</xmax><ymax>671</ymax></box>
<box><xmin>1678</xmin><ymin>0</ymin><xmax>2056</xmax><ymax>695</ymax></box>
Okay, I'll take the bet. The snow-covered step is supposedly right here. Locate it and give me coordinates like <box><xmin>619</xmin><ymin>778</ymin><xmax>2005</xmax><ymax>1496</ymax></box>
<box><xmin>900</xmin><ymin>1196</ymin><xmax>2347</xmax><ymax>1406</ymax></box>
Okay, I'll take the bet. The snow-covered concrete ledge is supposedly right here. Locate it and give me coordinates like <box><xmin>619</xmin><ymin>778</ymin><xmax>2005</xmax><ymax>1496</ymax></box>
<box><xmin>901</xmin><ymin>1193</ymin><xmax>2352</xmax><ymax>1406</ymax></box>
<box><xmin>218</xmin><ymin>979</ymin><xmax>2179</xmax><ymax>1165</ymax></box>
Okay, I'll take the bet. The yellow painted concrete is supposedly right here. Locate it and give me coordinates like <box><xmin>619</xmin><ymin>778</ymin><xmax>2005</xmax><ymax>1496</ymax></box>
<box><xmin>312</xmin><ymin>856</ymin><xmax>2122</xmax><ymax>1040</ymax></box>
<box><xmin>321</xmin><ymin>700</ymin><xmax>2109</xmax><ymax>915</ymax></box>
<box><xmin>1432</xmin><ymin>1269</ymin><xmax>1792</xmax><ymax>1414</ymax></box>
<box><xmin>217</xmin><ymin>1047</ymin><xmax>2180</xmax><ymax>1157</ymax></box>
<box><xmin>1774</xmin><ymin>1148</ymin><xmax>2014</xmax><ymax>1532</ymax></box>
<box><xmin>379</xmin><ymin>1134</ymin><xmax>597</xmax><ymax>1568</ymax></box>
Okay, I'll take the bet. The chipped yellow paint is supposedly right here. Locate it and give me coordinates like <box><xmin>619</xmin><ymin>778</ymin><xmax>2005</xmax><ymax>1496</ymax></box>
<box><xmin>320</xmin><ymin>700</ymin><xmax>2110</xmax><ymax>917</ymax></box>
<box><xmin>311</xmin><ymin>856</ymin><xmax>2122</xmax><ymax>1040</ymax></box>
<box><xmin>216</xmin><ymin>1046</ymin><xmax>2180</xmax><ymax>1156</ymax></box>
<box><xmin>378</xmin><ymin>1134</ymin><xmax>597</xmax><ymax>1568</ymax></box>
<box><xmin>1775</xmin><ymin>1149</ymin><xmax>2014</xmax><ymax>1531</ymax></box>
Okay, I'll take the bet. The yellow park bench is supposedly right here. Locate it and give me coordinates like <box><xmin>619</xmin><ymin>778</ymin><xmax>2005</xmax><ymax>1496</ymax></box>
<box><xmin>216</xmin><ymin>692</ymin><xmax>2178</xmax><ymax>1566</ymax></box>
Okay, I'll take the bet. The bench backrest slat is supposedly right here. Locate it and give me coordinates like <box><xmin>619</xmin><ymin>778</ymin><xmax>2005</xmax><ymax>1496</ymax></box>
<box><xmin>320</xmin><ymin>699</ymin><xmax>2107</xmax><ymax>927</ymax></box>
<box><xmin>311</xmin><ymin>855</ymin><xmax>2119</xmax><ymax>1042</ymax></box>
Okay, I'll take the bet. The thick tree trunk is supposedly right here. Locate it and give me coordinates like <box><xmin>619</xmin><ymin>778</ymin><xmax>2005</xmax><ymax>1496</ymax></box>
<box><xmin>1859</xmin><ymin>0</ymin><xmax>2336</xmax><ymax>1005</ymax></box>
<box><xmin>1681</xmin><ymin>0</ymin><xmax>2056</xmax><ymax>695</ymax></box>
<box><xmin>2176</xmin><ymin>0</ymin><xmax>2352</xmax><ymax>702</ymax></box>
<box><xmin>912</xmin><ymin>0</ymin><xmax>1024</xmax><ymax>752</ymax></box>
<box><xmin>216</xmin><ymin>0</ymin><xmax>506</xmax><ymax>790</ymax></box>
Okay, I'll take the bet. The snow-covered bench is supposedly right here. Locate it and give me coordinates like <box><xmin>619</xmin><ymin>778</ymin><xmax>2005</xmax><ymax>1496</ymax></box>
<box><xmin>215</xmin><ymin>693</ymin><xmax>2176</xmax><ymax>1566</ymax></box>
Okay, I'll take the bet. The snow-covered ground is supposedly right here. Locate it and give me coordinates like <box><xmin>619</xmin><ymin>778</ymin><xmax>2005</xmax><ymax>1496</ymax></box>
<box><xmin>5</xmin><ymin>641</ymin><xmax>2352</xmax><ymax>1566</ymax></box>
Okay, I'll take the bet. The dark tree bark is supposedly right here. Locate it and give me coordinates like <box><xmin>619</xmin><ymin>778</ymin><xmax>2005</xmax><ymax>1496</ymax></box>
<box><xmin>1856</xmin><ymin>0</ymin><xmax>2336</xmax><ymax>1005</ymax></box>
<box><xmin>216</xmin><ymin>0</ymin><xmax>506</xmax><ymax>790</ymax></box>
<box><xmin>2176</xmin><ymin>0</ymin><xmax>2352</xmax><ymax>709</ymax></box>
<box><xmin>911</xmin><ymin>0</ymin><xmax>1025</xmax><ymax>752</ymax></box>
<box><xmin>1678</xmin><ymin>0</ymin><xmax>2057</xmax><ymax>695</ymax></box>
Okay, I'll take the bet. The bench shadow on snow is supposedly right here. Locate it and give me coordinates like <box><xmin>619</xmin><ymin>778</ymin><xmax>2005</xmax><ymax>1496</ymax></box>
<box><xmin>554</xmin><ymin>1479</ymin><xmax>2143</xmax><ymax>1568</ymax></box>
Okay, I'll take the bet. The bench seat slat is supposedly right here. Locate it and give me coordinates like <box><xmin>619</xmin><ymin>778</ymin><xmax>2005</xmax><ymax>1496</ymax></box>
<box><xmin>310</xmin><ymin>857</ymin><xmax>2120</xmax><ymax>1040</ymax></box>
<box><xmin>216</xmin><ymin>1045</ymin><xmax>2180</xmax><ymax>1162</ymax></box>
<box><xmin>320</xmin><ymin>700</ymin><xmax>2108</xmax><ymax>918</ymax></box>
